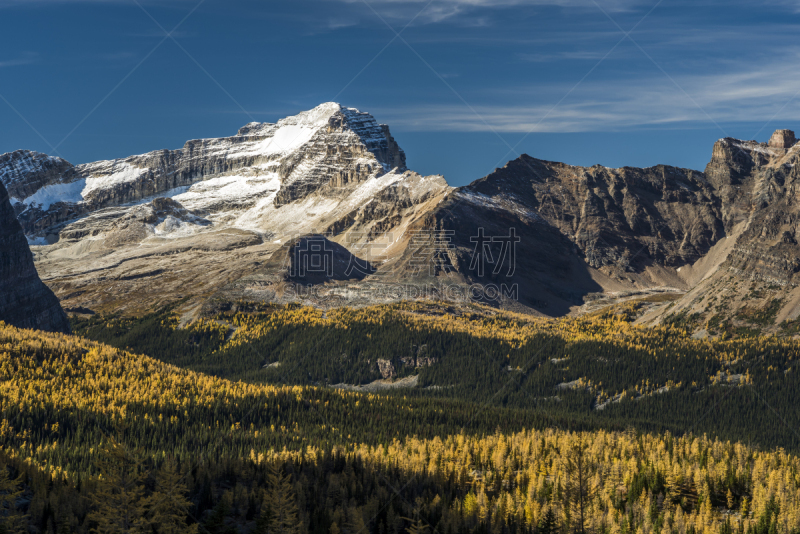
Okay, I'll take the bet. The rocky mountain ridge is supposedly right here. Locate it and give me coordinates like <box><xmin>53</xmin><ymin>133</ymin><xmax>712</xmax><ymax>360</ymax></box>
<box><xmin>638</xmin><ymin>130</ymin><xmax>800</xmax><ymax>333</ymax></box>
<box><xmin>2</xmin><ymin>103</ymin><xmax>799</xmax><ymax>331</ymax></box>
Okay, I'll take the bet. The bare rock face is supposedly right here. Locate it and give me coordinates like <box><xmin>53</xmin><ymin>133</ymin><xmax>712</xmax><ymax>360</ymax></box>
<box><xmin>377</xmin><ymin>358</ymin><xmax>395</xmax><ymax>379</ymax></box>
<box><xmin>280</xmin><ymin>234</ymin><xmax>376</xmax><ymax>284</ymax></box>
<box><xmin>455</xmin><ymin>156</ymin><xmax>723</xmax><ymax>270</ymax></box>
<box><xmin>704</xmin><ymin>138</ymin><xmax>757</xmax><ymax>191</ymax></box>
<box><xmin>0</xmin><ymin>150</ymin><xmax>75</xmax><ymax>202</ymax></box>
<box><xmin>0</xmin><ymin>180</ymin><xmax>69</xmax><ymax>333</ymax></box>
<box><xmin>769</xmin><ymin>129</ymin><xmax>796</xmax><ymax>149</ymax></box>
<box><xmin>712</xmin><ymin>138</ymin><xmax>800</xmax><ymax>284</ymax></box>
<box><xmin>643</xmin><ymin>126</ymin><xmax>800</xmax><ymax>330</ymax></box>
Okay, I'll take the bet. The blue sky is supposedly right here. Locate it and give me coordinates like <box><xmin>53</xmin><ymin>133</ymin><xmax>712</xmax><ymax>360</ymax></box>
<box><xmin>1</xmin><ymin>0</ymin><xmax>799</xmax><ymax>186</ymax></box>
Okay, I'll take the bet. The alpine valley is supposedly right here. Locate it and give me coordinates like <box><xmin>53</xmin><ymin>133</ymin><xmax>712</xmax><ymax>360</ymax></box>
<box><xmin>4</xmin><ymin>103</ymin><xmax>800</xmax><ymax>534</ymax></box>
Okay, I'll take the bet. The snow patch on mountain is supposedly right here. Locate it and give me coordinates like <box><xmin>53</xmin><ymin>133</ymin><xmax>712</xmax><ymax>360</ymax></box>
<box><xmin>456</xmin><ymin>190</ymin><xmax>546</xmax><ymax>224</ymax></box>
<box><xmin>232</xmin><ymin>125</ymin><xmax>319</xmax><ymax>159</ymax></box>
<box><xmin>82</xmin><ymin>163</ymin><xmax>149</xmax><ymax>198</ymax></box>
<box><xmin>174</xmin><ymin>173</ymin><xmax>282</xmax><ymax>210</ymax></box>
<box><xmin>14</xmin><ymin>162</ymin><xmax>153</xmax><ymax>209</ymax></box>
<box><xmin>230</xmin><ymin>102</ymin><xmax>345</xmax><ymax>159</ymax></box>
<box><xmin>346</xmin><ymin>172</ymin><xmax>405</xmax><ymax>205</ymax></box>
<box><xmin>22</xmin><ymin>180</ymin><xmax>86</xmax><ymax>210</ymax></box>
<box><xmin>232</xmin><ymin>191</ymin><xmax>341</xmax><ymax>235</ymax></box>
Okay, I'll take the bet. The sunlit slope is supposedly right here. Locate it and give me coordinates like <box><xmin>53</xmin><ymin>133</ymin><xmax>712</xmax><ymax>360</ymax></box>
<box><xmin>0</xmin><ymin>320</ymin><xmax>574</xmax><ymax>478</ymax></box>
<box><xmin>74</xmin><ymin>301</ymin><xmax>800</xmax><ymax>451</ymax></box>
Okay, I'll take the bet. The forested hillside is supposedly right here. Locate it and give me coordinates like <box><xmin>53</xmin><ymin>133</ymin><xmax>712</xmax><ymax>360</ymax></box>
<box><xmin>73</xmin><ymin>301</ymin><xmax>800</xmax><ymax>452</ymax></box>
<box><xmin>1</xmin><ymin>321</ymin><xmax>800</xmax><ymax>534</ymax></box>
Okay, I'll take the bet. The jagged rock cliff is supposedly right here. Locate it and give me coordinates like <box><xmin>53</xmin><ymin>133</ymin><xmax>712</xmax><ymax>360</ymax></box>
<box><xmin>639</xmin><ymin>130</ymin><xmax>800</xmax><ymax>331</ymax></box>
<box><xmin>454</xmin><ymin>156</ymin><xmax>723</xmax><ymax>269</ymax></box>
<box><xmin>700</xmin><ymin>134</ymin><xmax>800</xmax><ymax>285</ymax></box>
<box><xmin>0</xmin><ymin>150</ymin><xmax>74</xmax><ymax>204</ymax></box>
<box><xmin>0</xmin><ymin>180</ymin><xmax>69</xmax><ymax>333</ymax></box>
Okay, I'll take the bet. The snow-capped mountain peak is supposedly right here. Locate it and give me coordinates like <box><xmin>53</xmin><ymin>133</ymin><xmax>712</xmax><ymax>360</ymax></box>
<box><xmin>0</xmin><ymin>103</ymin><xmax>423</xmax><ymax>242</ymax></box>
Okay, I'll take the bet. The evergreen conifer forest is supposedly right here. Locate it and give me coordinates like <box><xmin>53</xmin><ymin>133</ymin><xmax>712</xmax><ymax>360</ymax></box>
<box><xmin>0</xmin><ymin>299</ymin><xmax>799</xmax><ymax>533</ymax></box>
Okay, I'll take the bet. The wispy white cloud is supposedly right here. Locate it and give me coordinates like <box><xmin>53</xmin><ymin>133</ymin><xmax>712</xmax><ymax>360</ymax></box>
<box><xmin>331</xmin><ymin>0</ymin><xmax>645</xmax><ymax>24</ymax></box>
<box><xmin>763</xmin><ymin>0</ymin><xmax>800</xmax><ymax>12</ymax></box>
<box><xmin>0</xmin><ymin>0</ymin><xmax>193</xmax><ymax>6</ymax></box>
<box><xmin>0</xmin><ymin>52</ymin><xmax>38</xmax><ymax>68</ymax></box>
<box><xmin>331</xmin><ymin>0</ymin><xmax>800</xmax><ymax>27</ymax></box>
<box><xmin>371</xmin><ymin>52</ymin><xmax>800</xmax><ymax>133</ymax></box>
<box><xmin>518</xmin><ymin>50</ymin><xmax>618</xmax><ymax>62</ymax></box>
<box><xmin>339</xmin><ymin>0</ymin><xmax>641</xmax><ymax>7</ymax></box>
<box><xmin>327</xmin><ymin>17</ymin><xmax>360</xmax><ymax>30</ymax></box>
